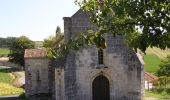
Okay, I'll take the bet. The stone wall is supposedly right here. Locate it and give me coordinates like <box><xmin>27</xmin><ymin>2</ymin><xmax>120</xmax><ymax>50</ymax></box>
<box><xmin>72</xmin><ymin>45</ymin><xmax>143</xmax><ymax>100</ymax></box>
<box><xmin>25</xmin><ymin>58</ymin><xmax>50</xmax><ymax>97</ymax></box>
<box><xmin>55</xmin><ymin>9</ymin><xmax>144</xmax><ymax>100</ymax></box>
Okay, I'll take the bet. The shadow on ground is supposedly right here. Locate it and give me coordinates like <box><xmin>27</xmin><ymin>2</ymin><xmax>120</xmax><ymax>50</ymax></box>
<box><xmin>0</xmin><ymin>67</ymin><xmax>21</xmax><ymax>73</ymax></box>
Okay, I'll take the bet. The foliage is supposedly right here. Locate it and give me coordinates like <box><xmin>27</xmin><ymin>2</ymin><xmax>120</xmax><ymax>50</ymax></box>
<box><xmin>49</xmin><ymin>0</ymin><xmax>170</xmax><ymax>59</ymax></box>
<box><xmin>0</xmin><ymin>48</ymin><xmax>10</xmax><ymax>57</ymax></box>
<box><xmin>43</xmin><ymin>35</ymin><xmax>56</xmax><ymax>48</ymax></box>
<box><xmin>153</xmin><ymin>76</ymin><xmax>170</xmax><ymax>89</ymax></box>
<box><xmin>43</xmin><ymin>26</ymin><xmax>63</xmax><ymax>48</ymax></box>
<box><xmin>156</xmin><ymin>55</ymin><xmax>170</xmax><ymax>77</ymax></box>
<box><xmin>144</xmin><ymin>54</ymin><xmax>161</xmax><ymax>74</ymax></box>
<box><xmin>0</xmin><ymin>82</ymin><xmax>24</xmax><ymax>96</ymax></box>
<box><xmin>145</xmin><ymin>90</ymin><xmax>170</xmax><ymax>99</ymax></box>
<box><xmin>35</xmin><ymin>41</ymin><xmax>43</xmax><ymax>47</ymax></box>
<box><xmin>48</xmin><ymin>31</ymin><xmax>106</xmax><ymax>59</ymax></box>
<box><xmin>0</xmin><ymin>37</ymin><xmax>17</xmax><ymax>48</ymax></box>
<box><xmin>147</xmin><ymin>76</ymin><xmax>170</xmax><ymax>99</ymax></box>
<box><xmin>75</xmin><ymin>0</ymin><xmax>170</xmax><ymax>53</ymax></box>
<box><xmin>0</xmin><ymin>66</ymin><xmax>13</xmax><ymax>84</ymax></box>
<box><xmin>8</xmin><ymin>36</ymin><xmax>35</xmax><ymax>66</ymax></box>
<box><xmin>56</xmin><ymin>26</ymin><xmax>61</xmax><ymax>36</ymax></box>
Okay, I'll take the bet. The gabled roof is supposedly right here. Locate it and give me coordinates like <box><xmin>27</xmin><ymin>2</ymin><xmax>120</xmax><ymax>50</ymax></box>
<box><xmin>24</xmin><ymin>48</ymin><xmax>47</xmax><ymax>58</ymax></box>
<box><xmin>71</xmin><ymin>9</ymin><xmax>89</xmax><ymax>18</ymax></box>
<box><xmin>144</xmin><ymin>72</ymin><xmax>158</xmax><ymax>82</ymax></box>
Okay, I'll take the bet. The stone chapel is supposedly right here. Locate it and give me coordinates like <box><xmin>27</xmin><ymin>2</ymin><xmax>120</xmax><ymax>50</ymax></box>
<box><xmin>24</xmin><ymin>9</ymin><xmax>144</xmax><ymax>100</ymax></box>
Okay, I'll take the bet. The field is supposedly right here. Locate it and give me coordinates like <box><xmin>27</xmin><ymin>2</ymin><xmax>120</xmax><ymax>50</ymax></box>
<box><xmin>146</xmin><ymin>47</ymin><xmax>170</xmax><ymax>59</ymax></box>
<box><xmin>144</xmin><ymin>47</ymin><xmax>170</xmax><ymax>74</ymax></box>
<box><xmin>0</xmin><ymin>66</ymin><xmax>13</xmax><ymax>83</ymax></box>
<box><xmin>145</xmin><ymin>90</ymin><xmax>170</xmax><ymax>99</ymax></box>
<box><xmin>144</xmin><ymin>48</ymin><xmax>170</xmax><ymax>99</ymax></box>
<box><xmin>144</xmin><ymin>54</ymin><xmax>161</xmax><ymax>74</ymax></box>
<box><xmin>0</xmin><ymin>48</ymin><xmax>10</xmax><ymax>57</ymax></box>
<box><xmin>0</xmin><ymin>66</ymin><xmax>24</xmax><ymax>96</ymax></box>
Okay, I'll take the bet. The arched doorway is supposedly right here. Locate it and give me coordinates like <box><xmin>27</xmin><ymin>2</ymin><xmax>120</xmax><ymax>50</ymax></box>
<box><xmin>92</xmin><ymin>75</ymin><xmax>110</xmax><ymax>100</ymax></box>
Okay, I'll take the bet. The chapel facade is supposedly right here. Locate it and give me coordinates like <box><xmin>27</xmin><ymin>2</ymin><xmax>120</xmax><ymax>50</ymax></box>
<box><xmin>24</xmin><ymin>9</ymin><xmax>144</xmax><ymax>100</ymax></box>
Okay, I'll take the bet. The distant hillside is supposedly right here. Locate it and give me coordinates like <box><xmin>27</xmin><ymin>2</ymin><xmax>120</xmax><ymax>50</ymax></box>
<box><xmin>144</xmin><ymin>47</ymin><xmax>170</xmax><ymax>75</ymax></box>
<box><xmin>146</xmin><ymin>47</ymin><xmax>170</xmax><ymax>59</ymax></box>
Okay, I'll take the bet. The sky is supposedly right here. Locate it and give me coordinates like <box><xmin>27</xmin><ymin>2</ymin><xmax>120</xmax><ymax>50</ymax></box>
<box><xmin>0</xmin><ymin>0</ymin><xmax>79</xmax><ymax>41</ymax></box>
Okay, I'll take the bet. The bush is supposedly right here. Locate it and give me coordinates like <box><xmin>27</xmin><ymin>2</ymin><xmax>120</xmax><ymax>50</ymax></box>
<box><xmin>156</xmin><ymin>55</ymin><xmax>170</xmax><ymax>77</ymax></box>
<box><xmin>8</xmin><ymin>36</ymin><xmax>35</xmax><ymax>66</ymax></box>
<box><xmin>18</xmin><ymin>93</ymin><xmax>28</xmax><ymax>100</ymax></box>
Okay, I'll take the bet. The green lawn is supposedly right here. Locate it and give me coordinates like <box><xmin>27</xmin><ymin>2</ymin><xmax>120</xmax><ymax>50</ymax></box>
<box><xmin>145</xmin><ymin>90</ymin><xmax>170</xmax><ymax>99</ymax></box>
<box><xmin>0</xmin><ymin>48</ymin><xmax>10</xmax><ymax>57</ymax></box>
<box><xmin>144</xmin><ymin>54</ymin><xmax>161</xmax><ymax>74</ymax></box>
<box><xmin>0</xmin><ymin>66</ymin><xmax>13</xmax><ymax>84</ymax></box>
<box><xmin>0</xmin><ymin>66</ymin><xmax>25</xmax><ymax>96</ymax></box>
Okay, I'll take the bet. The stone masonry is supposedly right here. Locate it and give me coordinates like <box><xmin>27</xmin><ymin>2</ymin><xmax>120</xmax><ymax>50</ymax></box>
<box><xmin>24</xmin><ymin>9</ymin><xmax>144</xmax><ymax>100</ymax></box>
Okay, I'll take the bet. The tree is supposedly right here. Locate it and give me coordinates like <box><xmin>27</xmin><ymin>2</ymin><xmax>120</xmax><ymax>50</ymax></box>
<box><xmin>5</xmin><ymin>37</ymin><xmax>17</xmax><ymax>47</ymax></box>
<box><xmin>44</xmin><ymin>26</ymin><xmax>63</xmax><ymax>48</ymax></box>
<box><xmin>75</xmin><ymin>0</ymin><xmax>170</xmax><ymax>52</ymax></box>
<box><xmin>48</xmin><ymin>0</ymin><xmax>170</xmax><ymax>59</ymax></box>
<box><xmin>56</xmin><ymin>26</ymin><xmax>61</xmax><ymax>36</ymax></box>
<box><xmin>8</xmin><ymin>36</ymin><xmax>35</xmax><ymax>66</ymax></box>
<box><xmin>0</xmin><ymin>37</ymin><xmax>16</xmax><ymax>48</ymax></box>
<box><xmin>43</xmin><ymin>35</ymin><xmax>56</xmax><ymax>48</ymax></box>
<box><xmin>157</xmin><ymin>55</ymin><xmax>170</xmax><ymax>77</ymax></box>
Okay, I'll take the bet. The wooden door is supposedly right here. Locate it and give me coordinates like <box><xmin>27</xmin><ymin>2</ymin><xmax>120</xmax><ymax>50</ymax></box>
<box><xmin>92</xmin><ymin>75</ymin><xmax>110</xmax><ymax>100</ymax></box>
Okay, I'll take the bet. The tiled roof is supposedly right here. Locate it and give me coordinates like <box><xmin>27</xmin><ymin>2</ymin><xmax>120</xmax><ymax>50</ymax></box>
<box><xmin>24</xmin><ymin>48</ymin><xmax>47</xmax><ymax>58</ymax></box>
<box><xmin>144</xmin><ymin>72</ymin><xmax>158</xmax><ymax>82</ymax></box>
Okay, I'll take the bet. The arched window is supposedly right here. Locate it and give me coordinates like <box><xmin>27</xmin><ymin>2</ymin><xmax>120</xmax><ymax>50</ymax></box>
<box><xmin>98</xmin><ymin>49</ymin><xmax>103</xmax><ymax>65</ymax></box>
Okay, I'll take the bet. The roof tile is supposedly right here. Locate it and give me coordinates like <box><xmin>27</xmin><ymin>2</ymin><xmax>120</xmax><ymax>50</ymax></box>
<box><xmin>24</xmin><ymin>48</ymin><xmax>47</xmax><ymax>58</ymax></box>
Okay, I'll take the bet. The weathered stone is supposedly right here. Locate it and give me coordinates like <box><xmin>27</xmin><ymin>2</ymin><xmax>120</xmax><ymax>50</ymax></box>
<box><xmin>24</xmin><ymin>9</ymin><xmax>144</xmax><ymax>100</ymax></box>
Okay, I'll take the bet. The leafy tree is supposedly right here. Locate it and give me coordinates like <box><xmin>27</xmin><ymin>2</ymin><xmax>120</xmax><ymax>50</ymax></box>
<box><xmin>5</xmin><ymin>37</ymin><xmax>17</xmax><ymax>47</ymax></box>
<box><xmin>44</xmin><ymin>26</ymin><xmax>63</xmax><ymax>48</ymax></box>
<box><xmin>75</xmin><ymin>0</ymin><xmax>170</xmax><ymax>52</ymax></box>
<box><xmin>48</xmin><ymin>0</ymin><xmax>170</xmax><ymax>59</ymax></box>
<box><xmin>43</xmin><ymin>35</ymin><xmax>56</xmax><ymax>48</ymax></box>
<box><xmin>8</xmin><ymin>36</ymin><xmax>35</xmax><ymax>66</ymax></box>
<box><xmin>0</xmin><ymin>37</ymin><xmax>16</xmax><ymax>48</ymax></box>
<box><xmin>157</xmin><ymin>55</ymin><xmax>170</xmax><ymax>77</ymax></box>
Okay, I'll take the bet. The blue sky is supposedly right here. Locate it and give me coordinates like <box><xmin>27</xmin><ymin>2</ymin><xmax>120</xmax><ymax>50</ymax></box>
<box><xmin>0</xmin><ymin>0</ymin><xmax>79</xmax><ymax>41</ymax></box>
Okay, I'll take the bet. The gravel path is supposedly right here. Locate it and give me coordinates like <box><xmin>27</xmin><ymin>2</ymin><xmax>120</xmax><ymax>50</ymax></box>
<box><xmin>15</xmin><ymin>71</ymin><xmax>25</xmax><ymax>85</ymax></box>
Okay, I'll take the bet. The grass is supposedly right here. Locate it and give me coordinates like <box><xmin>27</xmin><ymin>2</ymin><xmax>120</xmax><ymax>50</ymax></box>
<box><xmin>144</xmin><ymin>54</ymin><xmax>161</xmax><ymax>74</ymax></box>
<box><xmin>0</xmin><ymin>66</ymin><xmax>13</xmax><ymax>83</ymax></box>
<box><xmin>145</xmin><ymin>90</ymin><xmax>170</xmax><ymax>99</ymax></box>
<box><xmin>0</xmin><ymin>48</ymin><xmax>10</xmax><ymax>57</ymax></box>
<box><xmin>144</xmin><ymin>48</ymin><xmax>170</xmax><ymax>98</ymax></box>
<box><xmin>146</xmin><ymin>47</ymin><xmax>170</xmax><ymax>59</ymax></box>
<box><xmin>0</xmin><ymin>66</ymin><xmax>25</xmax><ymax>96</ymax></box>
<box><xmin>0</xmin><ymin>82</ymin><xmax>24</xmax><ymax>96</ymax></box>
<box><xmin>144</xmin><ymin>47</ymin><xmax>170</xmax><ymax>74</ymax></box>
